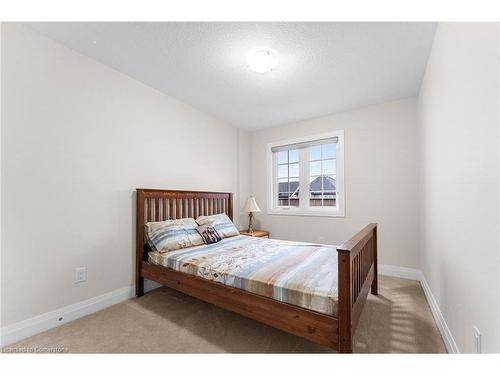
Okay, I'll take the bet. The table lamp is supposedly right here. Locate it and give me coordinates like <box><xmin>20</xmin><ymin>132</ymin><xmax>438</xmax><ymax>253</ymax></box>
<box><xmin>243</xmin><ymin>196</ymin><xmax>261</xmax><ymax>233</ymax></box>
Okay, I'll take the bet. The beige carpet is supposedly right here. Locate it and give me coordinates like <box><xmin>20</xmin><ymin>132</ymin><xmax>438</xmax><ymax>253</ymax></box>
<box><xmin>6</xmin><ymin>276</ymin><xmax>446</xmax><ymax>353</ymax></box>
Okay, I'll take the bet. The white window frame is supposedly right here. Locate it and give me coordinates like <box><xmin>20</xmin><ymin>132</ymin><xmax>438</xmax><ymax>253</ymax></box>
<box><xmin>266</xmin><ymin>130</ymin><xmax>345</xmax><ymax>217</ymax></box>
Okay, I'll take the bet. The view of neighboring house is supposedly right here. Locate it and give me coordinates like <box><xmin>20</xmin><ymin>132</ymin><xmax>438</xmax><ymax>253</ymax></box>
<box><xmin>278</xmin><ymin>175</ymin><xmax>336</xmax><ymax>206</ymax></box>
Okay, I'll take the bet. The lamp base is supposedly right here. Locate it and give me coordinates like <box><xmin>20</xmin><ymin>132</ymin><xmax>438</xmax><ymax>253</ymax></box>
<box><xmin>248</xmin><ymin>212</ymin><xmax>254</xmax><ymax>233</ymax></box>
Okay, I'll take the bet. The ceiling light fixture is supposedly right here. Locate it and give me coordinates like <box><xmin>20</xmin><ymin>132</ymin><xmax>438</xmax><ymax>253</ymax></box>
<box><xmin>248</xmin><ymin>50</ymin><xmax>278</xmax><ymax>73</ymax></box>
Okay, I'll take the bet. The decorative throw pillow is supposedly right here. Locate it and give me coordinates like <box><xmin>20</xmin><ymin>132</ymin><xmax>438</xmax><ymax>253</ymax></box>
<box><xmin>196</xmin><ymin>224</ymin><xmax>222</xmax><ymax>244</ymax></box>
<box><xmin>145</xmin><ymin>218</ymin><xmax>204</xmax><ymax>253</ymax></box>
<box><xmin>195</xmin><ymin>213</ymin><xmax>239</xmax><ymax>239</ymax></box>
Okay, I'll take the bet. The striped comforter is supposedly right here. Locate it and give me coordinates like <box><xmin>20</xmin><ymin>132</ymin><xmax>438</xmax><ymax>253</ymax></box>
<box><xmin>148</xmin><ymin>235</ymin><xmax>339</xmax><ymax>316</ymax></box>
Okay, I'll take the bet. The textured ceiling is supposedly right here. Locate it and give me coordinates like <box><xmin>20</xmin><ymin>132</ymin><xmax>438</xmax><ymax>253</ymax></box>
<box><xmin>26</xmin><ymin>22</ymin><xmax>436</xmax><ymax>130</ymax></box>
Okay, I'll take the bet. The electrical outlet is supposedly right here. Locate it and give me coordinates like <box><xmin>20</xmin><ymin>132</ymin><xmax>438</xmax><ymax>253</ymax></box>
<box><xmin>75</xmin><ymin>267</ymin><xmax>87</xmax><ymax>284</ymax></box>
<box><xmin>473</xmin><ymin>326</ymin><xmax>481</xmax><ymax>353</ymax></box>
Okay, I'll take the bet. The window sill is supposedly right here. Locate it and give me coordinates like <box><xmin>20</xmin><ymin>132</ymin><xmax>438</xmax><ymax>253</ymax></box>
<box><xmin>267</xmin><ymin>208</ymin><xmax>345</xmax><ymax>218</ymax></box>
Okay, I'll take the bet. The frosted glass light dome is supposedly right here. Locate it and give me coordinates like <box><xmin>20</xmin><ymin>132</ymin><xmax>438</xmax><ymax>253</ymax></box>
<box><xmin>248</xmin><ymin>50</ymin><xmax>278</xmax><ymax>73</ymax></box>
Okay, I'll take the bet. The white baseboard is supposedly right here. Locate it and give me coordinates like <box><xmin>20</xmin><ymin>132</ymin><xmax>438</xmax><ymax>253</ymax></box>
<box><xmin>1</xmin><ymin>266</ymin><xmax>460</xmax><ymax>353</ymax></box>
<box><xmin>379</xmin><ymin>263</ymin><xmax>460</xmax><ymax>353</ymax></box>
<box><xmin>418</xmin><ymin>275</ymin><xmax>460</xmax><ymax>353</ymax></box>
<box><xmin>0</xmin><ymin>286</ymin><xmax>134</xmax><ymax>348</ymax></box>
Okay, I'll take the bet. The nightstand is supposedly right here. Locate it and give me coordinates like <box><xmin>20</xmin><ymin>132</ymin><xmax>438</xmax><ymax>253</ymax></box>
<box><xmin>239</xmin><ymin>230</ymin><xmax>270</xmax><ymax>238</ymax></box>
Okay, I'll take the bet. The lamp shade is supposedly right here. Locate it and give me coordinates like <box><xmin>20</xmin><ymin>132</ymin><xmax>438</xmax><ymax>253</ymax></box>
<box><xmin>243</xmin><ymin>196</ymin><xmax>261</xmax><ymax>213</ymax></box>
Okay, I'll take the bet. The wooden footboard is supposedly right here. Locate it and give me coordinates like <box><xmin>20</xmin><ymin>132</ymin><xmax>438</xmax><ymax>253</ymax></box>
<box><xmin>337</xmin><ymin>223</ymin><xmax>378</xmax><ymax>353</ymax></box>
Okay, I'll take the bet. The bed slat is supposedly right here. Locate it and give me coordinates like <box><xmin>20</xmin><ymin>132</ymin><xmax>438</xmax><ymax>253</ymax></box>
<box><xmin>176</xmin><ymin>199</ymin><xmax>181</xmax><ymax>219</ymax></box>
<box><xmin>163</xmin><ymin>199</ymin><xmax>168</xmax><ymax>221</ymax></box>
<box><xmin>155</xmin><ymin>198</ymin><xmax>160</xmax><ymax>221</ymax></box>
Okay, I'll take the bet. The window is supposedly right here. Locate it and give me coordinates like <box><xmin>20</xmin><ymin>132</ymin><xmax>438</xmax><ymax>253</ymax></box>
<box><xmin>267</xmin><ymin>130</ymin><xmax>344</xmax><ymax>217</ymax></box>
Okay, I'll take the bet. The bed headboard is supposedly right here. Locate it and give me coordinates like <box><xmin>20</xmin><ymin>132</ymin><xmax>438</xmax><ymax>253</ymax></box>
<box><xmin>135</xmin><ymin>189</ymin><xmax>233</xmax><ymax>263</ymax></box>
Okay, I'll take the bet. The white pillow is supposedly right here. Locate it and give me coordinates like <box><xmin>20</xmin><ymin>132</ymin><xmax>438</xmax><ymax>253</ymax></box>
<box><xmin>195</xmin><ymin>213</ymin><xmax>239</xmax><ymax>239</ymax></box>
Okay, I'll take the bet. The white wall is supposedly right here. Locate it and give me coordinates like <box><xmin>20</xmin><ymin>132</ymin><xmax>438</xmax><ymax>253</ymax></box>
<box><xmin>0</xmin><ymin>24</ymin><xmax>247</xmax><ymax>326</ymax></box>
<box><xmin>249</xmin><ymin>97</ymin><xmax>419</xmax><ymax>268</ymax></box>
<box><xmin>0</xmin><ymin>22</ymin><xmax>3</xmax><ymax>337</ymax></box>
<box><xmin>418</xmin><ymin>23</ymin><xmax>500</xmax><ymax>352</ymax></box>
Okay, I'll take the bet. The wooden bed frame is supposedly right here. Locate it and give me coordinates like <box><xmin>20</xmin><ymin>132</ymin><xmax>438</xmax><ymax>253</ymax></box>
<box><xmin>136</xmin><ymin>189</ymin><xmax>377</xmax><ymax>353</ymax></box>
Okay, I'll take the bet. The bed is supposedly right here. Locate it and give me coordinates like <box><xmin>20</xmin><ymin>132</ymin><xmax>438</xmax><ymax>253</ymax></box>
<box><xmin>136</xmin><ymin>189</ymin><xmax>377</xmax><ymax>353</ymax></box>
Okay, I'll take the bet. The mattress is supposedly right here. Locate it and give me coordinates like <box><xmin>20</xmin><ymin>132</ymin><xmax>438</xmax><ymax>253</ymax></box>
<box><xmin>148</xmin><ymin>235</ymin><xmax>339</xmax><ymax>316</ymax></box>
